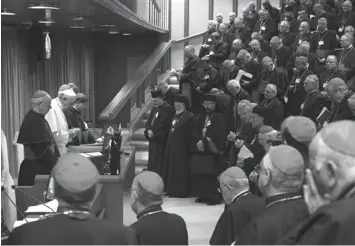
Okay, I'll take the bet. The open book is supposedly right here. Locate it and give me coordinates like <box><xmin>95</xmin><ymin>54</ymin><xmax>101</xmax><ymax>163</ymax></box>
<box><xmin>316</xmin><ymin>107</ymin><xmax>330</xmax><ymax>126</ymax></box>
<box><xmin>235</xmin><ymin>70</ymin><xmax>253</xmax><ymax>84</ymax></box>
<box><xmin>239</xmin><ymin>145</ymin><xmax>254</xmax><ymax>159</ymax></box>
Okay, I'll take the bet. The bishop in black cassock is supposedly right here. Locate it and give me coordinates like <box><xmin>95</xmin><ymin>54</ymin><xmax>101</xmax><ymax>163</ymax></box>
<box><xmin>17</xmin><ymin>91</ymin><xmax>60</xmax><ymax>186</ymax></box>
<box><xmin>162</xmin><ymin>95</ymin><xmax>195</xmax><ymax>198</ymax></box>
<box><xmin>144</xmin><ymin>90</ymin><xmax>174</xmax><ymax>176</ymax></box>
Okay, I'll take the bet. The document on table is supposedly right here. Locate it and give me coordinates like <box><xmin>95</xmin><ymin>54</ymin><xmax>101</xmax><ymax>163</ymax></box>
<box><xmin>25</xmin><ymin>199</ymin><xmax>58</xmax><ymax>214</ymax></box>
<box><xmin>239</xmin><ymin>145</ymin><xmax>254</xmax><ymax>159</ymax></box>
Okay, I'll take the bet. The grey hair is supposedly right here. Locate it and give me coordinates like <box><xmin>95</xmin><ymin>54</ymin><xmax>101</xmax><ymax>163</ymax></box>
<box><xmin>306</xmin><ymin>74</ymin><xmax>319</xmax><ymax>87</ymax></box>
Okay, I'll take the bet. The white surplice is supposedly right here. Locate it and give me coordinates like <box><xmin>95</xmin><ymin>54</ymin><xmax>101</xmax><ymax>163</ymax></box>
<box><xmin>45</xmin><ymin>98</ymin><xmax>69</xmax><ymax>156</ymax></box>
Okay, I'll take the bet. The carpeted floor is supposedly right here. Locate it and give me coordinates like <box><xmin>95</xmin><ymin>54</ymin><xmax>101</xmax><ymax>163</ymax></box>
<box><xmin>123</xmin><ymin>196</ymin><xmax>224</xmax><ymax>245</ymax></box>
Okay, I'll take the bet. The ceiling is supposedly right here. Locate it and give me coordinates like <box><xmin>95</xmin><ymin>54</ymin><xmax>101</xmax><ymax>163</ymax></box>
<box><xmin>1</xmin><ymin>0</ymin><xmax>163</xmax><ymax>34</ymax></box>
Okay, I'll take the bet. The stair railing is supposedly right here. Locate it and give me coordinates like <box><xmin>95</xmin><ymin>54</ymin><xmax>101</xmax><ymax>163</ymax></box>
<box><xmin>98</xmin><ymin>41</ymin><xmax>172</xmax><ymax>127</ymax></box>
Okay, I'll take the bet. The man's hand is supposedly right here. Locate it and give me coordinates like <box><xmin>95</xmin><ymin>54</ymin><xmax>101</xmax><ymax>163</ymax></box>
<box><xmin>235</xmin><ymin>139</ymin><xmax>245</xmax><ymax>148</ymax></box>
<box><xmin>148</xmin><ymin>130</ymin><xmax>154</xmax><ymax>139</ymax></box>
<box><xmin>196</xmin><ymin>140</ymin><xmax>204</xmax><ymax>151</ymax></box>
<box><xmin>209</xmin><ymin>51</ymin><xmax>215</xmax><ymax>55</ymax></box>
<box><xmin>303</xmin><ymin>169</ymin><xmax>328</xmax><ymax>214</ymax></box>
<box><xmin>236</xmin><ymin>157</ymin><xmax>244</xmax><ymax>168</ymax></box>
<box><xmin>227</xmin><ymin>132</ymin><xmax>237</xmax><ymax>142</ymax></box>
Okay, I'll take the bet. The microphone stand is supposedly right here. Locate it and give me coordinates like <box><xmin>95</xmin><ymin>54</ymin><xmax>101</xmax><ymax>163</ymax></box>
<box><xmin>11</xmin><ymin>186</ymin><xmax>56</xmax><ymax>213</ymax></box>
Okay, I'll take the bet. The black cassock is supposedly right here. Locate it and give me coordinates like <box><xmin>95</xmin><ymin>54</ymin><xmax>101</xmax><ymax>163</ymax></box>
<box><xmin>144</xmin><ymin>103</ymin><xmax>174</xmax><ymax>176</ymax></box>
<box><xmin>277</xmin><ymin>184</ymin><xmax>355</xmax><ymax>245</ymax></box>
<box><xmin>130</xmin><ymin>206</ymin><xmax>189</xmax><ymax>245</ymax></box>
<box><xmin>17</xmin><ymin>110</ymin><xmax>60</xmax><ymax>186</ymax></box>
<box><xmin>210</xmin><ymin>192</ymin><xmax>266</xmax><ymax>245</ymax></box>
<box><xmin>191</xmin><ymin>111</ymin><xmax>226</xmax><ymax>202</ymax></box>
<box><xmin>162</xmin><ymin>111</ymin><xmax>195</xmax><ymax>198</ymax></box>
<box><xmin>259</xmin><ymin>97</ymin><xmax>284</xmax><ymax>130</ymax></box>
<box><xmin>235</xmin><ymin>192</ymin><xmax>309</xmax><ymax>245</ymax></box>
<box><xmin>301</xmin><ymin>90</ymin><xmax>330</xmax><ymax>124</ymax></box>
<box><xmin>9</xmin><ymin>214</ymin><xmax>138</xmax><ymax>245</ymax></box>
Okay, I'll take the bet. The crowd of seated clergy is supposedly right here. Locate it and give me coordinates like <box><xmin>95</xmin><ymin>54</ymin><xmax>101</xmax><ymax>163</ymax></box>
<box><xmin>2</xmin><ymin>0</ymin><xmax>355</xmax><ymax>244</ymax></box>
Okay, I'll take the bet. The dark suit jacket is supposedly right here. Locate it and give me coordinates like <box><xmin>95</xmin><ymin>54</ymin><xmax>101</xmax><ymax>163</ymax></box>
<box><xmin>221</xmin><ymin>32</ymin><xmax>234</xmax><ymax>52</ymax></box>
<box><xmin>233</xmin><ymin>27</ymin><xmax>252</xmax><ymax>45</ymax></box>
<box><xmin>310</xmin><ymin>12</ymin><xmax>337</xmax><ymax>31</ymax></box>
<box><xmin>8</xmin><ymin>214</ymin><xmax>138</xmax><ymax>245</ymax></box>
<box><xmin>130</xmin><ymin>206</ymin><xmax>188</xmax><ymax>245</ymax></box>
<box><xmin>196</xmin><ymin>66</ymin><xmax>219</xmax><ymax>91</ymax></box>
<box><xmin>209</xmin><ymin>41</ymin><xmax>230</xmax><ymax>69</ymax></box>
<box><xmin>279</xmin><ymin>32</ymin><xmax>297</xmax><ymax>48</ymax></box>
<box><xmin>310</xmin><ymin>30</ymin><xmax>338</xmax><ymax>58</ymax></box>
<box><xmin>272</xmin><ymin>45</ymin><xmax>292</xmax><ymax>69</ymax></box>
<box><xmin>252</xmin><ymin>50</ymin><xmax>268</xmax><ymax>63</ymax></box>
<box><xmin>180</xmin><ymin>55</ymin><xmax>201</xmax><ymax>83</ymax></box>
<box><xmin>319</xmin><ymin>69</ymin><xmax>346</xmax><ymax>89</ymax></box>
<box><xmin>301</xmin><ymin>90</ymin><xmax>330</xmax><ymax>123</ymax></box>
<box><xmin>253</xmin><ymin>19</ymin><xmax>278</xmax><ymax>41</ymax></box>
<box><xmin>289</xmin><ymin>18</ymin><xmax>299</xmax><ymax>34</ymax></box>
<box><xmin>260</xmin><ymin>97</ymin><xmax>285</xmax><ymax>130</ymax></box>
<box><xmin>240</xmin><ymin>59</ymin><xmax>262</xmax><ymax>94</ymax></box>
<box><xmin>293</xmin><ymin>33</ymin><xmax>312</xmax><ymax>50</ymax></box>
<box><xmin>226</xmin><ymin>89</ymin><xmax>252</xmax><ymax>133</ymax></box>
<box><xmin>337</xmin><ymin>46</ymin><xmax>355</xmax><ymax>83</ymax></box>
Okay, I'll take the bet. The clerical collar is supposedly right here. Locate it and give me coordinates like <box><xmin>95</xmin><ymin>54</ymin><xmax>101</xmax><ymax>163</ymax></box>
<box><xmin>55</xmin><ymin>97</ymin><xmax>65</xmax><ymax>110</ymax></box>
<box><xmin>137</xmin><ymin>205</ymin><xmax>163</xmax><ymax>220</ymax></box>
<box><xmin>232</xmin><ymin>190</ymin><xmax>250</xmax><ymax>204</ymax></box>
<box><xmin>266</xmin><ymin>192</ymin><xmax>302</xmax><ymax>208</ymax></box>
<box><xmin>32</xmin><ymin>109</ymin><xmax>45</xmax><ymax>117</ymax></box>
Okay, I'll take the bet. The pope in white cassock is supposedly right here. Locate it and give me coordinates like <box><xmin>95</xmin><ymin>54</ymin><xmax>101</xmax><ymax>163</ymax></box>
<box><xmin>45</xmin><ymin>84</ymin><xmax>77</xmax><ymax>156</ymax></box>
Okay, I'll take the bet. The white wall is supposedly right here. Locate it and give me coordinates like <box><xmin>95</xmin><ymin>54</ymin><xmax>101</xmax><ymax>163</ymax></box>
<box><xmin>214</xmin><ymin>0</ymin><xmax>234</xmax><ymax>20</ymax></box>
<box><xmin>189</xmin><ymin>0</ymin><xmax>209</xmax><ymax>34</ymax></box>
<box><xmin>136</xmin><ymin>0</ymin><xmax>149</xmax><ymax>22</ymax></box>
<box><xmin>171</xmin><ymin>0</ymin><xmax>185</xmax><ymax>40</ymax></box>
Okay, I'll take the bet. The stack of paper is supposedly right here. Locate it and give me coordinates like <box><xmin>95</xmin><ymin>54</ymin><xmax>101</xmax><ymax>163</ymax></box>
<box><xmin>13</xmin><ymin>218</ymin><xmax>39</xmax><ymax>229</ymax></box>
<box><xmin>25</xmin><ymin>199</ymin><xmax>58</xmax><ymax>214</ymax></box>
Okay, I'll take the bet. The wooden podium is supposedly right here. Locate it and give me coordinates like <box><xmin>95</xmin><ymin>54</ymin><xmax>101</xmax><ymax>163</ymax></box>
<box><xmin>15</xmin><ymin>145</ymin><xmax>136</xmax><ymax>225</ymax></box>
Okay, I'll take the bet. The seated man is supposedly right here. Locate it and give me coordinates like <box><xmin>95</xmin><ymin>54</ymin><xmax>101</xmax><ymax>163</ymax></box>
<box><xmin>130</xmin><ymin>171</ymin><xmax>188</xmax><ymax>245</ymax></box>
<box><xmin>210</xmin><ymin>167</ymin><xmax>265</xmax><ymax>245</ymax></box>
<box><xmin>8</xmin><ymin>154</ymin><xmax>137</xmax><ymax>245</ymax></box>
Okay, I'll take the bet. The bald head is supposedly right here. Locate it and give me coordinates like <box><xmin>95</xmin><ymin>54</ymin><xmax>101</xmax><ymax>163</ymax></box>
<box><xmin>279</xmin><ymin>21</ymin><xmax>290</xmax><ymax>33</ymax></box>
<box><xmin>229</xmin><ymin>12</ymin><xmax>237</xmax><ymax>22</ymax></box>
<box><xmin>216</xmin><ymin>13</ymin><xmax>223</xmax><ymax>23</ymax></box>
<box><xmin>131</xmin><ymin>171</ymin><xmax>164</xmax><ymax>213</ymax></box>
<box><xmin>345</xmin><ymin>25</ymin><xmax>355</xmax><ymax>36</ymax></box>
<box><xmin>219</xmin><ymin>23</ymin><xmax>228</xmax><ymax>34</ymax></box>
<box><xmin>249</xmin><ymin>39</ymin><xmax>261</xmax><ymax>51</ymax></box>
<box><xmin>308</xmin><ymin>121</ymin><xmax>355</xmax><ymax>200</ymax></box>
<box><xmin>227</xmin><ymin>79</ymin><xmax>241</xmax><ymax>95</ymax></box>
<box><xmin>251</xmin><ymin>32</ymin><xmax>260</xmax><ymax>40</ymax></box>
<box><xmin>219</xmin><ymin>167</ymin><xmax>249</xmax><ymax>204</ymax></box>
<box><xmin>340</xmin><ymin>34</ymin><xmax>353</xmax><ymax>48</ymax></box>
<box><xmin>237</xmin><ymin>49</ymin><xmax>251</xmax><ymax>64</ymax></box>
<box><xmin>31</xmin><ymin>90</ymin><xmax>51</xmax><ymax>115</ymax></box>
<box><xmin>259</xmin><ymin>145</ymin><xmax>304</xmax><ymax>196</ymax></box>
<box><xmin>207</xmin><ymin>20</ymin><xmax>217</xmax><ymax>32</ymax></box>
<box><xmin>234</xmin><ymin>17</ymin><xmax>244</xmax><ymax>28</ymax></box>
<box><xmin>304</xmin><ymin>74</ymin><xmax>319</xmax><ymax>93</ymax></box>
<box><xmin>270</xmin><ymin>36</ymin><xmax>281</xmax><ymax>49</ymax></box>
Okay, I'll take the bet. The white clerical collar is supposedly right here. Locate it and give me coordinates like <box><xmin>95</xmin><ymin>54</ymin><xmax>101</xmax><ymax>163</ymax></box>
<box><xmin>55</xmin><ymin>97</ymin><xmax>64</xmax><ymax>110</ymax></box>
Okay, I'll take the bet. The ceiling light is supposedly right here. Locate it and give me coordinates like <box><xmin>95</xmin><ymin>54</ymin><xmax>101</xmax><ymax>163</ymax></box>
<box><xmin>1</xmin><ymin>9</ymin><xmax>16</xmax><ymax>15</ymax></box>
<box><xmin>28</xmin><ymin>4</ymin><xmax>60</xmax><ymax>10</ymax></box>
<box><xmin>38</xmin><ymin>20</ymin><xmax>55</xmax><ymax>24</ymax></box>
<box><xmin>100</xmin><ymin>24</ymin><xmax>116</xmax><ymax>28</ymax></box>
<box><xmin>70</xmin><ymin>25</ymin><xmax>85</xmax><ymax>29</ymax></box>
<box><xmin>122</xmin><ymin>33</ymin><xmax>132</xmax><ymax>36</ymax></box>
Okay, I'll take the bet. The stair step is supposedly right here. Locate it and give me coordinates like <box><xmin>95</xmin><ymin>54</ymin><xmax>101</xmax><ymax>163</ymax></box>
<box><xmin>130</xmin><ymin>140</ymin><xmax>149</xmax><ymax>149</ymax></box>
<box><xmin>132</xmin><ymin>128</ymin><xmax>146</xmax><ymax>141</ymax></box>
<box><xmin>135</xmin><ymin>150</ymin><xmax>148</xmax><ymax>165</ymax></box>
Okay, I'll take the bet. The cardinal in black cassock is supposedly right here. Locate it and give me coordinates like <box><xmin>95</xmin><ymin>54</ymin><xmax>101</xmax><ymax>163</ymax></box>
<box><xmin>191</xmin><ymin>94</ymin><xmax>226</xmax><ymax>205</ymax></box>
<box><xmin>235</xmin><ymin>145</ymin><xmax>309</xmax><ymax>245</ymax></box>
<box><xmin>210</xmin><ymin>167</ymin><xmax>266</xmax><ymax>245</ymax></box>
<box><xmin>144</xmin><ymin>90</ymin><xmax>174</xmax><ymax>176</ymax></box>
<box><xmin>17</xmin><ymin>91</ymin><xmax>60</xmax><ymax>186</ymax></box>
<box><xmin>162</xmin><ymin>95</ymin><xmax>195</xmax><ymax>198</ymax></box>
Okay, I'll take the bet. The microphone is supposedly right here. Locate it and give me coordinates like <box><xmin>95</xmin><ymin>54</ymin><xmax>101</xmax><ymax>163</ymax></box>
<box><xmin>1</xmin><ymin>188</ymin><xmax>28</xmax><ymax>223</ymax></box>
<box><xmin>11</xmin><ymin>185</ymin><xmax>56</xmax><ymax>213</ymax></box>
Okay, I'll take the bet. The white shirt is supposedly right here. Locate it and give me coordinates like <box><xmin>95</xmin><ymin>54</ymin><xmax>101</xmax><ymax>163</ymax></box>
<box><xmin>45</xmin><ymin>98</ymin><xmax>69</xmax><ymax>156</ymax></box>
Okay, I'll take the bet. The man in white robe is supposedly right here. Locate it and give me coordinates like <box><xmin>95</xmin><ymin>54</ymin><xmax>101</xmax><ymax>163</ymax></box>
<box><xmin>1</xmin><ymin>129</ymin><xmax>17</xmax><ymax>232</ymax></box>
<box><xmin>45</xmin><ymin>85</ymin><xmax>78</xmax><ymax>156</ymax></box>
